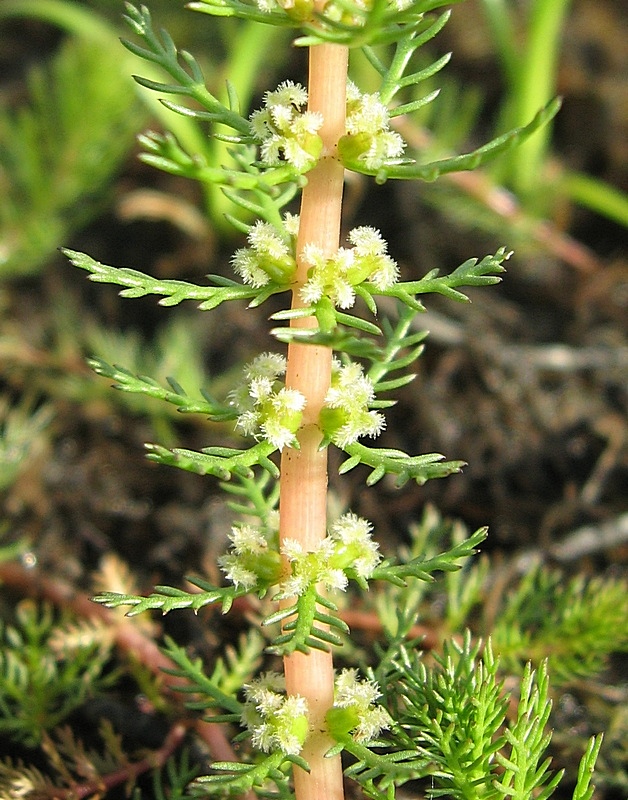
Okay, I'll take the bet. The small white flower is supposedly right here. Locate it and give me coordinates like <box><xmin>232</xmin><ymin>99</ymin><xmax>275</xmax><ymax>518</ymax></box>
<box><xmin>231</xmin><ymin>219</ymin><xmax>296</xmax><ymax>287</ymax></box>
<box><xmin>332</xmin><ymin>668</ymin><xmax>392</xmax><ymax>743</ymax></box>
<box><xmin>270</xmin><ymin>102</ymin><xmax>295</xmax><ymax>131</ymax></box>
<box><xmin>231</xmin><ymin>353</ymin><xmax>305</xmax><ymax>450</ymax></box>
<box><xmin>249</xmin><ymin>375</ymin><xmax>275</xmax><ymax>402</ymax></box>
<box><xmin>260</xmin><ymin>417</ymin><xmax>299</xmax><ymax>451</ymax></box>
<box><xmin>219</xmin><ymin>524</ymin><xmax>281</xmax><ymax>590</ymax></box>
<box><xmin>250</xmin><ymin>81</ymin><xmax>322</xmax><ymax>171</ymax></box>
<box><xmin>228</xmin><ymin>524</ymin><xmax>268</xmax><ymax>555</ymax></box>
<box><xmin>333</xmin><ymin>410</ymin><xmax>385</xmax><ymax>448</ymax></box>
<box><xmin>254</xmin><ymin>0</ymin><xmax>277</xmax><ymax>11</ymax></box>
<box><xmin>234</xmin><ymin>409</ymin><xmax>261</xmax><ymax>437</ymax></box>
<box><xmin>335</xmin><ymin>668</ymin><xmax>380</xmax><ymax>707</ymax></box>
<box><xmin>322</xmin><ymin>361</ymin><xmax>385</xmax><ymax>446</ymax></box>
<box><xmin>270</xmin><ymin>81</ymin><xmax>309</xmax><ymax>110</ymax></box>
<box><xmin>232</xmin><ymin>247</ymin><xmax>271</xmax><ymax>287</ymax></box>
<box><xmin>324</xmin><ymin>568</ymin><xmax>349</xmax><ymax>592</ymax></box>
<box><xmin>272</xmin><ymin>387</ymin><xmax>307</xmax><ymax>414</ymax></box>
<box><xmin>279</xmin><ymin>537</ymin><xmax>346</xmax><ymax>596</ymax></box>
<box><xmin>295</xmin><ymin>110</ymin><xmax>324</xmax><ymax>135</ymax></box>
<box><xmin>248</xmin><ymin>220</ymin><xmax>291</xmax><ymax>262</ymax></box>
<box><xmin>333</xmin><ymin>279</ymin><xmax>357</xmax><ymax>310</ymax></box>
<box><xmin>346</xmin><ymin>90</ymin><xmax>389</xmax><ymax>136</ymax></box>
<box><xmin>353</xmin><ymin>704</ymin><xmax>392</xmax><ymax>743</ymax></box>
<box><xmin>281</xmin><ymin>572</ymin><xmax>310</xmax><ymax>598</ymax></box>
<box><xmin>281</xmin><ymin>538</ymin><xmax>304</xmax><ymax>561</ymax></box>
<box><xmin>370</xmin><ymin>253</ymin><xmax>399</xmax><ymax>289</ymax></box>
<box><xmin>244</xmin><ymin>672</ymin><xmax>285</xmax><ymax>701</ymax></box>
<box><xmin>218</xmin><ymin>557</ymin><xmax>258</xmax><ymax>590</ymax></box>
<box><xmin>342</xmin><ymin>82</ymin><xmax>407</xmax><ymax>170</ymax></box>
<box><xmin>246</xmin><ymin>352</ymin><xmax>287</xmax><ymax>381</ymax></box>
<box><xmin>348</xmin><ymin>225</ymin><xmax>387</xmax><ymax>256</ymax></box>
<box><xmin>329</xmin><ymin>513</ymin><xmax>381</xmax><ymax>577</ymax></box>
<box><xmin>242</xmin><ymin>674</ymin><xmax>309</xmax><ymax>756</ymax></box>
<box><xmin>325</xmin><ymin>361</ymin><xmax>374</xmax><ymax>408</ymax></box>
<box><xmin>283</xmin><ymin>212</ymin><xmax>300</xmax><ymax>237</ymax></box>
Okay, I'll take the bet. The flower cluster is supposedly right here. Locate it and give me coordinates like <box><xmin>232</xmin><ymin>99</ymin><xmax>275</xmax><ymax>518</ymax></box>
<box><xmin>320</xmin><ymin>360</ymin><xmax>385</xmax><ymax>447</ymax></box>
<box><xmin>301</xmin><ymin>226</ymin><xmax>399</xmax><ymax>309</ymax></box>
<box><xmin>232</xmin><ymin>213</ymin><xmax>299</xmax><ymax>288</ymax></box>
<box><xmin>279</xmin><ymin>511</ymin><xmax>380</xmax><ymax>597</ymax></box>
<box><xmin>328</xmin><ymin>512</ymin><xmax>381</xmax><ymax>579</ymax></box>
<box><xmin>326</xmin><ymin>669</ymin><xmax>392</xmax><ymax>743</ymax></box>
<box><xmin>250</xmin><ymin>81</ymin><xmax>323</xmax><ymax>171</ymax></box>
<box><xmin>230</xmin><ymin>352</ymin><xmax>306</xmax><ymax>450</ymax></box>
<box><xmin>241</xmin><ymin>673</ymin><xmax>309</xmax><ymax>756</ymax></box>
<box><xmin>253</xmin><ymin>0</ymin><xmax>314</xmax><ymax>20</ymax></box>
<box><xmin>218</xmin><ymin>523</ymin><xmax>282</xmax><ymax>591</ymax></box>
<box><xmin>252</xmin><ymin>0</ymin><xmax>412</xmax><ymax>22</ymax></box>
<box><xmin>339</xmin><ymin>81</ymin><xmax>406</xmax><ymax>170</ymax></box>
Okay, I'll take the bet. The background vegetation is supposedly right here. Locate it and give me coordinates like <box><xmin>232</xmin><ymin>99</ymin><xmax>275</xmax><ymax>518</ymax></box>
<box><xmin>0</xmin><ymin>0</ymin><xmax>626</xmax><ymax>797</ymax></box>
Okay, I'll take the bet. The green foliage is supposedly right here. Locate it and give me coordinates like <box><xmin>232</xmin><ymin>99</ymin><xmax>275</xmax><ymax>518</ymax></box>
<box><xmin>368</xmin><ymin>634</ymin><xmax>603</xmax><ymax>800</ymax></box>
<box><xmin>159</xmin><ymin>635</ymin><xmax>243</xmax><ymax>719</ymax></box>
<box><xmin>264</xmin><ymin>587</ymin><xmax>350</xmax><ymax>655</ymax></box>
<box><xmin>480</xmin><ymin>0</ymin><xmax>628</xmax><ymax>222</ymax></box>
<box><xmin>121</xmin><ymin>3</ymin><xmax>250</xmax><ymax>139</ymax></box>
<box><xmin>372</xmin><ymin>525</ymin><xmax>487</xmax><ymax>585</ymax></box>
<box><xmin>372</xmin><ymin>508</ymin><xmax>628</xmax><ymax>688</ymax></box>
<box><xmin>151</xmin><ymin>751</ymin><xmax>202</xmax><ymax>800</ymax></box>
<box><xmin>86</xmin><ymin>358</ymin><xmax>235</xmax><ymax>421</ymax></box>
<box><xmin>480</xmin><ymin>0</ymin><xmax>571</xmax><ymax>196</ymax></box>
<box><xmin>188</xmin><ymin>750</ymin><xmax>298</xmax><ymax>798</ymax></box>
<box><xmin>349</xmin><ymin>97</ymin><xmax>560</xmax><ymax>183</ymax></box>
<box><xmin>0</xmin><ymin>37</ymin><xmax>144</xmax><ymax>279</ymax></box>
<box><xmin>0</xmin><ymin>717</ymin><xmax>192</xmax><ymax>800</ymax></box>
<box><xmin>11</xmin><ymin>0</ymin><xmax>607</xmax><ymax>798</ymax></box>
<box><xmin>61</xmin><ymin>248</ymin><xmax>270</xmax><ymax>310</ymax></box>
<box><xmin>93</xmin><ymin>575</ymin><xmax>243</xmax><ymax>616</ymax></box>
<box><xmin>62</xmin><ymin>240</ymin><xmax>510</xmax><ymax>486</ymax></box>
<box><xmin>0</xmin><ymin>396</ymin><xmax>53</xmax><ymax>491</ymax></box>
<box><xmin>190</xmin><ymin>0</ymin><xmax>461</xmax><ymax>49</ymax></box>
<box><xmin>0</xmin><ymin>602</ymin><xmax>115</xmax><ymax>747</ymax></box>
<box><xmin>490</xmin><ymin>567</ymin><xmax>628</xmax><ymax>684</ymax></box>
<box><xmin>145</xmin><ymin>440</ymin><xmax>280</xmax><ymax>480</ymax></box>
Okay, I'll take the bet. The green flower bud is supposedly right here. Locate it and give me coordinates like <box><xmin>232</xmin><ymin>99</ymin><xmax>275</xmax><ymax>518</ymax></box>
<box><xmin>277</xmin><ymin>0</ymin><xmax>315</xmax><ymax>21</ymax></box>
<box><xmin>239</xmin><ymin>548</ymin><xmax>283</xmax><ymax>586</ymax></box>
<box><xmin>326</xmin><ymin>705</ymin><xmax>360</xmax><ymax>740</ymax></box>
<box><xmin>337</xmin><ymin>132</ymin><xmax>373</xmax><ymax>168</ymax></box>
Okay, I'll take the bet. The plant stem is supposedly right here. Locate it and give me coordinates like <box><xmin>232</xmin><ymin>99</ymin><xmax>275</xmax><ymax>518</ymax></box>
<box><xmin>279</xmin><ymin>41</ymin><xmax>348</xmax><ymax>800</ymax></box>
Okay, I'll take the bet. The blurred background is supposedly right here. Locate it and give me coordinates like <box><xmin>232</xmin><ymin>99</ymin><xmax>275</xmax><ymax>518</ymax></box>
<box><xmin>0</xmin><ymin>0</ymin><xmax>626</xmax><ymax>796</ymax></box>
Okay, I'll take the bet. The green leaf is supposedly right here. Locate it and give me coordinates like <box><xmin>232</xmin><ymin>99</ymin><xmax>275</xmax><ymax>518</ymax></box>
<box><xmin>374</xmin><ymin>10</ymin><xmax>452</xmax><ymax>106</ymax></box>
<box><xmin>340</xmin><ymin>442</ymin><xmax>465</xmax><ymax>487</ymax></box>
<box><xmin>382</xmin><ymin>247</ymin><xmax>511</xmax><ymax>307</ymax></box>
<box><xmin>571</xmin><ymin>734</ymin><xmax>604</xmax><ymax>800</ymax></box>
<box><xmin>0</xmin><ymin>603</ymin><xmax>115</xmax><ymax>746</ymax></box>
<box><xmin>0</xmin><ymin>37</ymin><xmax>144</xmax><ymax>279</ymax></box>
<box><xmin>122</xmin><ymin>3</ymin><xmax>250</xmax><ymax>136</ymax></box>
<box><xmin>158</xmin><ymin>635</ymin><xmax>243</xmax><ymax>716</ymax></box>
<box><xmin>62</xmin><ymin>248</ymin><xmax>282</xmax><ymax>310</ymax></box>
<box><xmin>188</xmin><ymin>750</ymin><xmax>294</xmax><ymax>797</ymax></box>
<box><xmin>145</xmin><ymin>441</ymin><xmax>279</xmax><ymax>480</ymax></box>
<box><xmin>264</xmin><ymin>587</ymin><xmax>348</xmax><ymax>655</ymax></box>
<box><xmin>92</xmin><ymin>583</ymin><xmax>239</xmax><ymax>616</ymax></box>
<box><xmin>86</xmin><ymin>358</ymin><xmax>235</xmax><ymax>420</ymax></box>
<box><xmin>344</xmin><ymin>98</ymin><xmax>562</xmax><ymax>182</ymax></box>
<box><xmin>373</xmin><ymin>526</ymin><xmax>487</xmax><ymax>586</ymax></box>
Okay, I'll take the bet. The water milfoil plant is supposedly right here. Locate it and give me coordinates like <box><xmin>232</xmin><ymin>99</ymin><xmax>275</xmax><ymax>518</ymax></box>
<box><xmin>59</xmin><ymin>1</ymin><xmax>604</xmax><ymax>798</ymax></box>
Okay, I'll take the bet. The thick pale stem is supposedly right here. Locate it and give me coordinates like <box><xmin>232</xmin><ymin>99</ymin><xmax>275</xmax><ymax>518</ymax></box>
<box><xmin>279</xmin><ymin>42</ymin><xmax>348</xmax><ymax>800</ymax></box>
